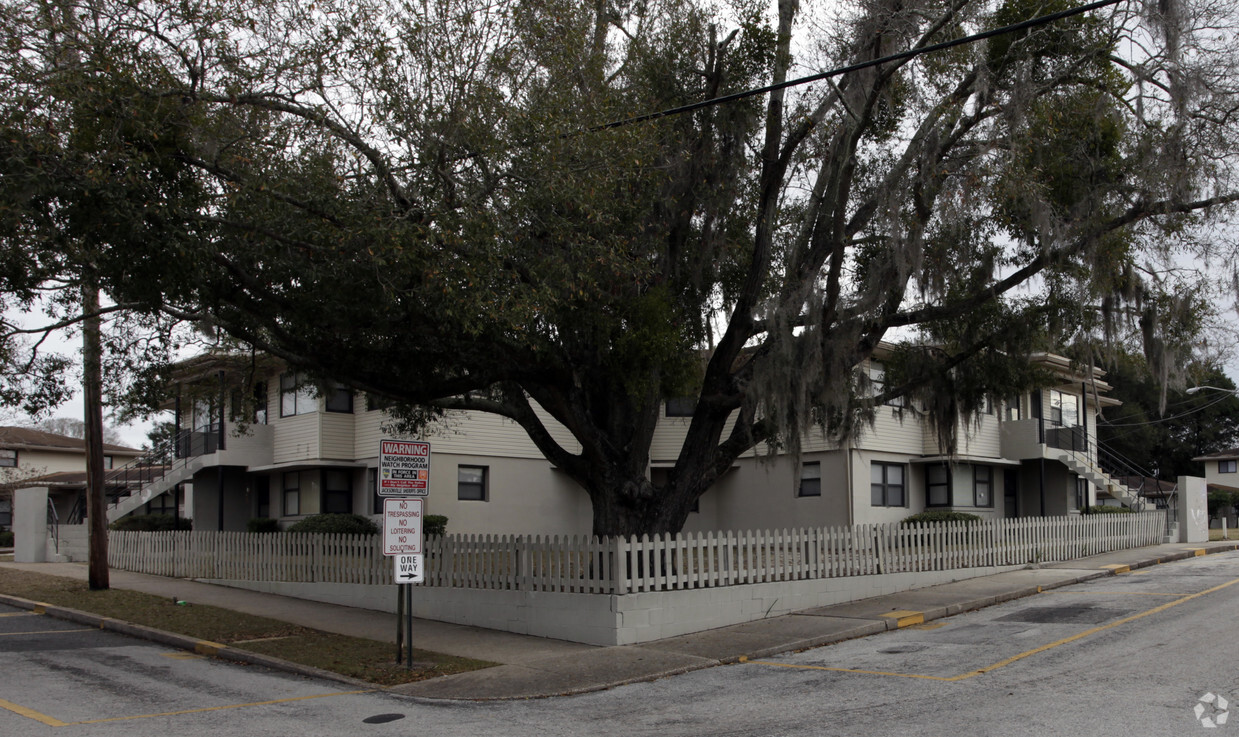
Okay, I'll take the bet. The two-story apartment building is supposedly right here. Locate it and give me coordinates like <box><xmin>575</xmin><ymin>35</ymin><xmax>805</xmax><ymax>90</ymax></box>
<box><xmin>0</xmin><ymin>426</ymin><xmax>144</xmax><ymax>530</ymax></box>
<box><xmin>104</xmin><ymin>349</ymin><xmax>1138</xmax><ymax>534</ymax></box>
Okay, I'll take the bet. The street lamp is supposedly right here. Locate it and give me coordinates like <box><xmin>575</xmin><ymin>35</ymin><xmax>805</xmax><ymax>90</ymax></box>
<box><xmin>1186</xmin><ymin>386</ymin><xmax>1239</xmax><ymax>395</ymax></box>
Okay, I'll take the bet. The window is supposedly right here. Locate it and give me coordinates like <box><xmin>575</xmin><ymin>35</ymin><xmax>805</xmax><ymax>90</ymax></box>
<box><xmin>984</xmin><ymin>396</ymin><xmax>995</xmax><ymax>415</ymax></box>
<box><xmin>0</xmin><ymin>498</ymin><xmax>11</xmax><ymax>527</ymax></box>
<box><xmin>1074</xmin><ymin>477</ymin><xmax>1089</xmax><ymax>511</ymax></box>
<box><xmin>798</xmin><ymin>462</ymin><xmax>822</xmax><ymax>497</ymax></box>
<box><xmin>458</xmin><ymin>465</ymin><xmax>488</xmax><ymax>501</ymax></box>
<box><xmin>665</xmin><ymin>397</ymin><xmax>696</xmax><ymax>417</ymax></box>
<box><xmin>870</xmin><ymin>462</ymin><xmax>906</xmax><ymax>507</ymax></box>
<box><xmin>1030</xmin><ymin>390</ymin><xmax>1042</xmax><ymax>419</ymax></box>
<box><xmin>927</xmin><ymin>464</ymin><xmax>951</xmax><ymax>507</ymax></box>
<box><xmin>253</xmin><ymin>382</ymin><xmax>268</xmax><ymax>424</ymax></box>
<box><xmin>369</xmin><ymin>468</ymin><xmax>382</xmax><ymax>514</ymax></box>
<box><xmin>323</xmin><ymin>470</ymin><xmax>352</xmax><ymax>514</ymax></box>
<box><xmin>973</xmin><ymin>465</ymin><xmax>993</xmax><ymax>507</ymax></box>
<box><xmin>1005</xmin><ymin>395</ymin><xmax>1021</xmax><ymax>421</ymax></box>
<box><xmin>103</xmin><ymin>455</ymin><xmax>113</xmax><ymax>470</ymax></box>
<box><xmin>280</xmin><ymin>373</ymin><xmax>316</xmax><ymax>417</ymax></box>
<box><xmin>1049</xmin><ymin>390</ymin><xmax>1079</xmax><ymax>427</ymax></box>
<box><xmin>148</xmin><ymin>492</ymin><xmax>176</xmax><ymax>516</ymax></box>
<box><xmin>325</xmin><ymin>383</ymin><xmax>353</xmax><ymax>413</ymax></box>
<box><xmin>283</xmin><ymin>472</ymin><xmax>301</xmax><ymax>516</ymax></box>
<box><xmin>0</xmin><ymin>449</ymin><xmax>15</xmax><ymax>468</ymax></box>
<box><xmin>868</xmin><ymin>364</ymin><xmax>907</xmax><ymax>408</ymax></box>
<box><xmin>1220</xmin><ymin>460</ymin><xmax>1237</xmax><ymax>474</ymax></box>
<box><xmin>366</xmin><ymin>394</ymin><xmax>394</xmax><ymax>412</ymax></box>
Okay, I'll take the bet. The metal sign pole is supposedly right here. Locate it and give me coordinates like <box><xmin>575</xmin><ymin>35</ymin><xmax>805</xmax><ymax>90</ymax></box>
<box><xmin>405</xmin><ymin>583</ymin><xmax>414</xmax><ymax>670</ymax></box>
<box><xmin>395</xmin><ymin>584</ymin><xmax>404</xmax><ymax>665</ymax></box>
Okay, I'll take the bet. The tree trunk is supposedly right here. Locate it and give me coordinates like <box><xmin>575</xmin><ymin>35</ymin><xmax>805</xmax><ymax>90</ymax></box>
<box><xmin>83</xmin><ymin>282</ymin><xmax>108</xmax><ymax>590</ymax></box>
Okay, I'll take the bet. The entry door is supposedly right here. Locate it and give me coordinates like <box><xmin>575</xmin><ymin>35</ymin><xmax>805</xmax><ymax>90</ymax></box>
<box><xmin>1004</xmin><ymin>469</ymin><xmax>1019</xmax><ymax>517</ymax></box>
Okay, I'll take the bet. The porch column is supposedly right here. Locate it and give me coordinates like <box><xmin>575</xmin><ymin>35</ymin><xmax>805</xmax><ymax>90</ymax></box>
<box><xmin>1177</xmin><ymin>475</ymin><xmax>1208</xmax><ymax>543</ymax></box>
<box><xmin>13</xmin><ymin>486</ymin><xmax>49</xmax><ymax>563</ymax></box>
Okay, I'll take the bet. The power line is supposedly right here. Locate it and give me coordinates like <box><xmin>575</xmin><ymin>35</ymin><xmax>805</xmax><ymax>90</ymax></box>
<box><xmin>588</xmin><ymin>0</ymin><xmax>1126</xmax><ymax>133</ymax></box>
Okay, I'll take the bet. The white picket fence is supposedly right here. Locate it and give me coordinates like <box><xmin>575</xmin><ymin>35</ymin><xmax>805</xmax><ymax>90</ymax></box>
<box><xmin>108</xmin><ymin>511</ymin><xmax>1167</xmax><ymax>595</ymax></box>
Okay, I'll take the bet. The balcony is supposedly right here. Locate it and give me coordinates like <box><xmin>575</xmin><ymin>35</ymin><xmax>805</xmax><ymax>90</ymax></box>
<box><xmin>1000</xmin><ymin>419</ymin><xmax>1091</xmax><ymax>461</ymax></box>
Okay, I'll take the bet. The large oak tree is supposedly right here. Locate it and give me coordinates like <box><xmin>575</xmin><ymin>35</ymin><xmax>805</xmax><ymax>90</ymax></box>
<box><xmin>3</xmin><ymin>0</ymin><xmax>1239</xmax><ymax>535</ymax></box>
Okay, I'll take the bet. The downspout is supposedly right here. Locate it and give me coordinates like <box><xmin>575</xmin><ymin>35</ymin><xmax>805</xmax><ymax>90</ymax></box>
<box><xmin>844</xmin><ymin>445</ymin><xmax>855</xmax><ymax>526</ymax></box>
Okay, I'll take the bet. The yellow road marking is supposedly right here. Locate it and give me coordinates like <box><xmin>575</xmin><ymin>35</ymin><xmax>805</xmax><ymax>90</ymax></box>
<box><xmin>68</xmin><ymin>690</ymin><xmax>374</xmax><ymax>725</ymax></box>
<box><xmin>909</xmin><ymin>622</ymin><xmax>947</xmax><ymax>630</ymax></box>
<box><xmin>1042</xmin><ymin>591</ymin><xmax>1185</xmax><ymax>596</ymax></box>
<box><xmin>749</xmin><ymin>576</ymin><xmax>1239</xmax><ymax>682</ymax></box>
<box><xmin>0</xmin><ymin>628</ymin><xmax>94</xmax><ymax>637</ymax></box>
<box><xmin>880</xmin><ymin>610</ymin><xmax>925</xmax><ymax>627</ymax></box>
<box><xmin>0</xmin><ymin>698</ymin><xmax>69</xmax><ymax>727</ymax></box>
<box><xmin>0</xmin><ymin>611</ymin><xmax>40</xmax><ymax>617</ymax></box>
<box><xmin>161</xmin><ymin>652</ymin><xmax>206</xmax><ymax>660</ymax></box>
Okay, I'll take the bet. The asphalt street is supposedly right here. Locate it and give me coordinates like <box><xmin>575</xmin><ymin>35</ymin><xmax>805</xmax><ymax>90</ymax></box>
<box><xmin>4</xmin><ymin>551</ymin><xmax>1239</xmax><ymax>736</ymax></box>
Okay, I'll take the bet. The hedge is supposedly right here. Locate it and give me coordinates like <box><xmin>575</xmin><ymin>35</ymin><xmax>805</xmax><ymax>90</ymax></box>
<box><xmin>285</xmin><ymin>513</ymin><xmax>379</xmax><ymax>536</ymax></box>
<box><xmin>900</xmin><ymin>510</ymin><xmax>982</xmax><ymax>526</ymax></box>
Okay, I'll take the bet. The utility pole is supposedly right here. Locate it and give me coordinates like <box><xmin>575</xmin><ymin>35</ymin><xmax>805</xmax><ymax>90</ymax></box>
<box><xmin>83</xmin><ymin>280</ymin><xmax>108</xmax><ymax>590</ymax></box>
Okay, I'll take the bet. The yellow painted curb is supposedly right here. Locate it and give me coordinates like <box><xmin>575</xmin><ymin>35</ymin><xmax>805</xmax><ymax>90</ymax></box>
<box><xmin>1100</xmin><ymin>564</ymin><xmax>1131</xmax><ymax>574</ymax></box>
<box><xmin>880</xmin><ymin>610</ymin><xmax>925</xmax><ymax>628</ymax></box>
<box><xmin>194</xmin><ymin>640</ymin><xmax>227</xmax><ymax>656</ymax></box>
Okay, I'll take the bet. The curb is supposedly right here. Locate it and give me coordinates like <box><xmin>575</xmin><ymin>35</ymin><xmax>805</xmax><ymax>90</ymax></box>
<box><xmin>0</xmin><ymin>593</ymin><xmax>376</xmax><ymax>690</ymax></box>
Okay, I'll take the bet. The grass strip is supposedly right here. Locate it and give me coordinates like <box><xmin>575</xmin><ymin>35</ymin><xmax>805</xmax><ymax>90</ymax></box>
<box><xmin>0</xmin><ymin>567</ymin><xmax>495</xmax><ymax>685</ymax></box>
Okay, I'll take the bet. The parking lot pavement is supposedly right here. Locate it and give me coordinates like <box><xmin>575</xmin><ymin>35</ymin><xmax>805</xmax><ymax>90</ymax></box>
<box><xmin>0</xmin><ymin>601</ymin><xmax>374</xmax><ymax>733</ymax></box>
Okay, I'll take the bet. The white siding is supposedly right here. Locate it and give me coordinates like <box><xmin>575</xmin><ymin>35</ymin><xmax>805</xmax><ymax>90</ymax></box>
<box><xmin>272</xmin><ymin>414</ymin><xmax>320</xmax><ymax>464</ymax></box>
<box><xmin>319</xmin><ymin>411</ymin><xmax>355</xmax><ymax>460</ymax></box>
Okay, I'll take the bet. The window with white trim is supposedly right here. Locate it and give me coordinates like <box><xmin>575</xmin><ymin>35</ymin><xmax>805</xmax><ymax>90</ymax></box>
<box><xmin>1220</xmin><ymin>460</ymin><xmax>1237</xmax><ymax>474</ymax></box>
<box><xmin>1049</xmin><ymin>390</ymin><xmax>1079</xmax><ymax>427</ymax></box>
<box><xmin>0</xmin><ymin>449</ymin><xmax>15</xmax><ymax>468</ymax></box>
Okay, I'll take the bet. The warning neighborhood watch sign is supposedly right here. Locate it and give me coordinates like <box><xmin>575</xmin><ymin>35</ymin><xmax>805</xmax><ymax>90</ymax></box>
<box><xmin>379</xmin><ymin>440</ymin><xmax>430</xmax><ymax>497</ymax></box>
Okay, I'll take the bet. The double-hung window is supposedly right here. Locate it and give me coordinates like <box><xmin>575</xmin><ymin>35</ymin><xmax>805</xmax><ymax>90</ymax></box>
<box><xmin>1221</xmin><ymin>460</ymin><xmax>1237</xmax><ymax>474</ymax></box>
<box><xmin>798</xmin><ymin>462</ymin><xmax>822</xmax><ymax>497</ymax></box>
<box><xmin>927</xmin><ymin>464</ymin><xmax>951</xmax><ymax>507</ymax></box>
<box><xmin>280</xmin><ymin>373</ymin><xmax>316</xmax><ymax>417</ymax></box>
<box><xmin>0</xmin><ymin>449</ymin><xmax>14</xmax><ymax>468</ymax></box>
<box><xmin>871</xmin><ymin>462</ymin><xmax>906</xmax><ymax>507</ymax></box>
<box><xmin>458</xmin><ymin>466</ymin><xmax>488</xmax><ymax>501</ymax></box>
<box><xmin>283</xmin><ymin>472</ymin><xmax>301</xmax><ymax>516</ymax></box>
<box><xmin>323</xmin><ymin>470</ymin><xmax>352</xmax><ymax>514</ymax></box>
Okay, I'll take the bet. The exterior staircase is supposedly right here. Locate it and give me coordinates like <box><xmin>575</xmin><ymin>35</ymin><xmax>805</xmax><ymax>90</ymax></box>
<box><xmin>1055</xmin><ymin>452</ymin><xmax>1147</xmax><ymax>510</ymax></box>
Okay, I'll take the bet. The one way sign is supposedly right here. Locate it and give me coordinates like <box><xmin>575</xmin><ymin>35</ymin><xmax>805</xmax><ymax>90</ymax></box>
<box><xmin>393</xmin><ymin>554</ymin><xmax>424</xmax><ymax>584</ymax></box>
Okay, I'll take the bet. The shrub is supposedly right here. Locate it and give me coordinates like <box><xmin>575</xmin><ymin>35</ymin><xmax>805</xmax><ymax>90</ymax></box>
<box><xmin>286</xmin><ymin>513</ymin><xmax>379</xmax><ymax>536</ymax></box>
<box><xmin>109</xmin><ymin>514</ymin><xmax>192</xmax><ymax>531</ymax></box>
<box><xmin>0</xmin><ymin>530</ymin><xmax>13</xmax><ymax>547</ymax></box>
<box><xmin>1082</xmin><ymin>505</ymin><xmax>1133</xmax><ymax>514</ymax></box>
<box><xmin>246</xmin><ymin>517</ymin><xmax>282</xmax><ymax>533</ymax></box>
<box><xmin>424</xmin><ymin>515</ymin><xmax>448</xmax><ymax>538</ymax></box>
<box><xmin>900</xmin><ymin>510</ymin><xmax>982</xmax><ymax>526</ymax></box>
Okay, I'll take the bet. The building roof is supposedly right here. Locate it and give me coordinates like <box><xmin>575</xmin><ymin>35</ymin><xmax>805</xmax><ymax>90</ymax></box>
<box><xmin>1193</xmin><ymin>447</ymin><xmax>1239</xmax><ymax>462</ymax></box>
<box><xmin>0</xmin><ymin>427</ymin><xmax>141</xmax><ymax>455</ymax></box>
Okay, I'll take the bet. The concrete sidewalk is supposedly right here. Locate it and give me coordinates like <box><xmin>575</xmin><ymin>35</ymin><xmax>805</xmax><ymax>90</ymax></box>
<box><xmin>3</xmin><ymin>541</ymin><xmax>1238</xmax><ymax>700</ymax></box>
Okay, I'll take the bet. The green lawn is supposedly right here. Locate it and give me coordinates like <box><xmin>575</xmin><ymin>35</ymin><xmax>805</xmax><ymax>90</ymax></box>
<box><xmin>0</xmin><ymin>567</ymin><xmax>495</xmax><ymax>685</ymax></box>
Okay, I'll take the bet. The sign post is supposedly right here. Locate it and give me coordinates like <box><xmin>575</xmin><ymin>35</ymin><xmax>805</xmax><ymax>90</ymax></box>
<box><xmin>379</xmin><ymin>440</ymin><xmax>430</xmax><ymax>670</ymax></box>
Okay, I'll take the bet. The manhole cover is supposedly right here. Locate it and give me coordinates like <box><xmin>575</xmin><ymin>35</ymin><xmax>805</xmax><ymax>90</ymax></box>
<box><xmin>363</xmin><ymin>714</ymin><xmax>406</xmax><ymax>724</ymax></box>
<box><xmin>995</xmin><ymin>606</ymin><xmax>1130</xmax><ymax>625</ymax></box>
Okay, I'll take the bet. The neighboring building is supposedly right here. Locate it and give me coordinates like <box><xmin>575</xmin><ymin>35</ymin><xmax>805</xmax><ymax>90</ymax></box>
<box><xmin>0</xmin><ymin>427</ymin><xmax>144</xmax><ymax>530</ymax></box>
<box><xmin>96</xmin><ymin>349</ymin><xmax>1142</xmax><ymax>535</ymax></box>
<box><xmin>1192</xmin><ymin>447</ymin><xmax>1239</xmax><ymax>524</ymax></box>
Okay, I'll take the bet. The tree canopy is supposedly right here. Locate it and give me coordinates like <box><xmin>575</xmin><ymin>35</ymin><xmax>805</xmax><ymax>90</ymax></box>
<box><xmin>3</xmin><ymin>0</ymin><xmax>1239</xmax><ymax>535</ymax></box>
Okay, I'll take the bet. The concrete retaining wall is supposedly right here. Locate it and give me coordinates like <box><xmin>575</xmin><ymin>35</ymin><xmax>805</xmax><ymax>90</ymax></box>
<box><xmin>205</xmin><ymin>562</ymin><xmax>1024</xmax><ymax>646</ymax></box>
